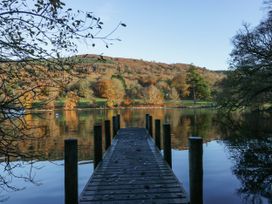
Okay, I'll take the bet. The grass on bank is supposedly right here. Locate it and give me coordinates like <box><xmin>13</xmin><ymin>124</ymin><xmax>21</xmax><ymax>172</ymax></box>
<box><xmin>31</xmin><ymin>98</ymin><xmax>214</xmax><ymax>109</ymax></box>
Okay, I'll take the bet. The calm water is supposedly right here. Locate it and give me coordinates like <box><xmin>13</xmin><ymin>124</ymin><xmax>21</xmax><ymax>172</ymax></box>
<box><xmin>0</xmin><ymin>108</ymin><xmax>271</xmax><ymax>204</ymax></box>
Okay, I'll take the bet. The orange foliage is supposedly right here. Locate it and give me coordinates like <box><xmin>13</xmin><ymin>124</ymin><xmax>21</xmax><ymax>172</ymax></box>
<box><xmin>64</xmin><ymin>92</ymin><xmax>79</xmax><ymax>110</ymax></box>
<box><xmin>143</xmin><ymin>85</ymin><xmax>164</xmax><ymax>105</ymax></box>
<box><xmin>96</xmin><ymin>79</ymin><xmax>125</xmax><ymax>107</ymax></box>
<box><xmin>122</xmin><ymin>97</ymin><xmax>133</xmax><ymax>106</ymax></box>
<box><xmin>96</xmin><ymin>79</ymin><xmax>115</xmax><ymax>99</ymax></box>
<box><xmin>172</xmin><ymin>74</ymin><xmax>190</xmax><ymax>98</ymax></box>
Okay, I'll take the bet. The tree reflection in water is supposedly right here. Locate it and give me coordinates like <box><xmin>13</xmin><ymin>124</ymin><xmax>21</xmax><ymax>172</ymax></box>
<box><xmin>1</xmin><ymin>109</ymin><xmax>271</xmax><ymax>203</ymax></box>
<box><xmin>0</xmin><ymin>112</ymin><xmax>49</xmax><ymax>202</ymax></box>
<box><xmin>219</xmin><ymin>111</ymin><xmax>272</xmax><ymax>203</ymax></box>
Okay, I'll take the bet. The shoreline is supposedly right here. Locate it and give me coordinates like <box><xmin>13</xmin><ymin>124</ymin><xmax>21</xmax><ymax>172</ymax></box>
<box><xmin>26</xmin><ymin>104</ymin><xmax>217</xmax><ymax>112</ymax></box>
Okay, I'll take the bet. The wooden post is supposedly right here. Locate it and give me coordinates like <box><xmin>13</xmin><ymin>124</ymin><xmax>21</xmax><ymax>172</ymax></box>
<box><xmin>149</xmin><ymin>115</ymin><xmax>153</xmax><ymax>137</ymax></box>
<box><xmin>189</xmin><ymin>137</ymin><xmax>203</xmax><ymax>204</ymax></box>
<box><xmin>145</xmin><ymin>114</ymin><xmax>149</xmax><ymax>130</ymax></box>
<box><xmin>117</xmin><ymin>114</ymin><xmax>120</xmax><ymax>130</ymax></box>
<box><xmin>64</xmin><ymin>139</ymin><xmax>78</xmax><ymax>204</ymax></box>
<box><xmin>163</xmin><ymin>124</ymin><xmax>172</xmax><ymax>167</ymax></box>
<box><xmin>104</xmin><ymin>120</ymin><xmax>111</xmax><ymax>150</ymax></box>
<box><xmin>94</xmin><ymin>124</ymin><xmax>102</xmax><ymax>169</ymax></box>
<box><xmin>155</xmin><ymin>119</ymin><xmax>161</xmax><ymax>149</ymax></box>
<box><xmin>112</xmin><ymin>116</ymin><xmax>117</xmax><ymax>137</ymax></box>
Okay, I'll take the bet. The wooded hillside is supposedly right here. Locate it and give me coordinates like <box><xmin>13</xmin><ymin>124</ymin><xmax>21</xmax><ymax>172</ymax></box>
<box><xmin>30</xmin><ymin>54</ymin><xmax>226</xmax><ymax>109</ymax></box>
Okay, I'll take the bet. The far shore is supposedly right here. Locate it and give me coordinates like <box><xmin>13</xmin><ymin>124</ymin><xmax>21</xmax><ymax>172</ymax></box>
<box><xmin>27</xmin><ymin>102</ymin><xmax>217</xmax><ymax>112</ymax></box>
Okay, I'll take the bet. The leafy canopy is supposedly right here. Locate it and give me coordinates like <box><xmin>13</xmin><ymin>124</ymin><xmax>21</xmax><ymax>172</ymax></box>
<box><xmin>217</xmin><ymin>2</ymin><xmax>272</xmax><ymax>111</ymax></box>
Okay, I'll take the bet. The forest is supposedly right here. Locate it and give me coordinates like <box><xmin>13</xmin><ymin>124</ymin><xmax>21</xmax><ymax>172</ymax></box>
<box><xmin>17</xmin><ymin>54</ymin><xmax>225</xmax><ymax>109</ymax></box>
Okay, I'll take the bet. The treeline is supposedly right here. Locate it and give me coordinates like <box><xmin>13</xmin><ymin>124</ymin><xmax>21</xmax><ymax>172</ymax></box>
<box><xmin>27</xmin><ymin>55</ymin><xmax>225</xmax><ymax>109</ymax></box>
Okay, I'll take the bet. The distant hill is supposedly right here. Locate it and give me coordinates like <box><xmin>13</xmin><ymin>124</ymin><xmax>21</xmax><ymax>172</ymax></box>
<box><xmin>73</xmin><ymin>54</ymin><xmax>225</xmax><ymax>86</ymax></box>
<box><xmin>28</xmin><ymin>54</ymin><xmax>226</xmax><ymax>109</ymax></box>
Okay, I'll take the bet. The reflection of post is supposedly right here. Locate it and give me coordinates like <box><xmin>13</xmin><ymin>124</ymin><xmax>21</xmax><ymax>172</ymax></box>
<box><xmin>117</xmin><ymin>114</ymin><xmax>120</xmax><ymax>130</ymax></box>
<box><xmin>155</xmin><ymin>119</ymin><xmax>161</xmax><ymax>149</ymax></box>
<box><xmin>193</xmin><ymin>109</ymin><xmax>197</xmax><ymax>135</ymax></box>
<box><xmin>104</xmin><ymin>120</ymin><xmax>111</xmax><ymax>150</ymax></box>
<box><xmin>163</xmin><ymin>124</ymin><xmax>172</xmax><ymax>167</ymax></box>
<box><xmin>112</xmin><ymin>116</ymin><xmax>117</xmax><ymax>137</ymax></box>
<box><xmin>189</xmin><ymin>136</ymin><xmax>203</xmax><ymax>204</ymax></box>
<box><xmin>94</xmin><ymin>124</ymin><xmax>102</xmax><ymax>169</ymax></box>
<box><xmin>64</xmin><ymin>139</ymin><xmax>78</xmax><ymax>204</ymax></box>
<box><xmin>149</xmin><ymin>115</ymin><xmax>153</xmax><ymax>137</ymax></box>
<box><xmin>145</xmin><ymin>114</ymin><xmax>149</xmax><ymax>130</ymax></box>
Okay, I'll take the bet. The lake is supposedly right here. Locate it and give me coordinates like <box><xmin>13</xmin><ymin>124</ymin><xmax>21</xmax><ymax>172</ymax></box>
<box><xmin>0</xmin><ymin>108</ymin><xmax>271</xmax><ymax>204</ymax></box>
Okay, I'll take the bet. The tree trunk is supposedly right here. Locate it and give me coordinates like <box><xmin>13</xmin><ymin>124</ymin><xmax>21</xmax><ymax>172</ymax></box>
<box><xmin>193</xmin><ymin>86</ymin><xmax>196</xmax><ymax>104</ymax></box>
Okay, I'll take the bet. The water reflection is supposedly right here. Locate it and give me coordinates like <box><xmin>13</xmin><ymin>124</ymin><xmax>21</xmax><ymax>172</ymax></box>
<box><xmin>219</xmin><ymin>112</ymin><xmax>272</xmax><ymax>203</ymax></box>
<box><xmin>0</xmin><ymin>109</ymin><xmax>271</xmax><ymax>203</ymax></box>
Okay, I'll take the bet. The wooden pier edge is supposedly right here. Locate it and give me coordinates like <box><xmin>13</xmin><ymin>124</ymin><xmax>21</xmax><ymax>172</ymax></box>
<box><xmin>146</xmin><ymin>129</ymin><xmax>189</xmax><ymax>202</ymax></box>
<box><xmin>79</xmin><ymin>128</ymin><xmax>189</xmax><ymax>203</ymax></box>
<box><xmin>79</xmin><ymin>131</ymin><xmax>120</xmax><ymax>197</ymax></box>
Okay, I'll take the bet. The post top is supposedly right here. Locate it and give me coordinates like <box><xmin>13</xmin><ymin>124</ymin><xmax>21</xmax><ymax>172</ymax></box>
<box><xmin>64</xmin><ymin>138</ymin><xmax>78</xmax><ymax>143</ymax></box>
<box><xmin>189</xmin><ymin>136</ymin><xmax>203</xmax><ymax>140</ymax></box>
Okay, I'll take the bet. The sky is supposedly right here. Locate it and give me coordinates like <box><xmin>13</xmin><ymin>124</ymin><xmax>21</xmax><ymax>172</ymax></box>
<box><xmin>64</xmin><ymin>0</ymin><xmax>265</xmax><ymax>70</ymax></box>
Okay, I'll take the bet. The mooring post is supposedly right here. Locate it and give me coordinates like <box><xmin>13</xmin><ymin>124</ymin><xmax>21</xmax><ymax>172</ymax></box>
<box><xmin>104</xmin><ymin>120</ymin><xmax>111</xmax><ymax>150</ymax></box>
<box><xmin>189</xmin><ymin>136</ymin><xmax>203</xmax><ymax>204</ymax></box>
<box><xmin>94</xmin><ymin>124</ymin><xmax>102</xmax><ymax>169</ymax></box>
<box><xmin>149</xmin><ymin>115</ymin><xmax>153</xmax><ymax>137</ymax></box>
<box><xmin>163</xmin><ymin>124</ymin><xmax>172</xmax><ymax>167</ymax></box>
<box><xmin>112</xmin><ymin>116</ymin><xmax>117</xmax><ymax>137</ymax></box>
<box><xmin>155</xmin><ymin>119</ymin><xmax>161</xmax><ymax>149</ymax></box>
<box><xmin>145</xmin><ymin>114</ymin><xmax>150</xmax><ymax>130</ymax></box>
<box><xmin>117</xmin><ymin>114</ymin><xmax>120</xmax><ymax>130</ymax></box>
<box><xmin>64</xmin><ymin>139</ymin><xmax>78</xmax><ymax>204</ymax></box>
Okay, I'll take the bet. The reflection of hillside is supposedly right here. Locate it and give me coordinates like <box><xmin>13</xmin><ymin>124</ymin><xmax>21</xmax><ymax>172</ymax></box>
<box><xmin>14</xmin><ymin>109</ymin><xmax>221</xmax><ymax>161</ymax></box>
<box><xmin>115</xmin><ymin>109</ymin><xmax>219</xmax><ymax>150</ymax></box>
<box><xmin>16</xmin><ymin>111</ymin><xmax>94</xmax><ymax>161</ymax></box>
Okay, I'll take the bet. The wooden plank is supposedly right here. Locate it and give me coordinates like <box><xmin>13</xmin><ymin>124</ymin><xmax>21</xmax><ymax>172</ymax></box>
<box><xmin>79</xmin><ymin>128</ymin><xmax>188</xmax><ymax>204</ymax></box>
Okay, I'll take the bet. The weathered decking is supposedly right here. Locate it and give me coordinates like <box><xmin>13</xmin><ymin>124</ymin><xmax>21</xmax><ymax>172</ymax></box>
<box><xmin>79</xmin><ymin>128</ymin><xmax>188</xmax><ymax>203</ymax></box>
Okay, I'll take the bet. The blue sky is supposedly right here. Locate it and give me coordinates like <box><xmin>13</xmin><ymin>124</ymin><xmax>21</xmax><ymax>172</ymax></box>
<box><xmin>65</xmin><ymin>0</ymin><xmax>265</xmax><ymax>70</ymax></box>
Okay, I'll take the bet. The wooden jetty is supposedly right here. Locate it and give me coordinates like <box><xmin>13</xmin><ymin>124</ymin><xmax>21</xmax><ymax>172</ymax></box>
<box><xmin>79</xmin><ymin>128</ymin><xmax>189</xmax><ymax>203</ymax></box>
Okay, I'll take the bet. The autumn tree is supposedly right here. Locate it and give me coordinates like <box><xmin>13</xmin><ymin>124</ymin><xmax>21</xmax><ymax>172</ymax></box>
<box><xmin>96</xmin><ymin>79</ymin><xmax>125</xmax><ymax>107</ymax></box>
<box><xmin>142</xmin><ymin>85</ymin><xmax>164</xmax><ymax>105</ymax></box>
<box><xmin>0</xmin><ymin>0</ymin><xmax>125</xmax><ymax>191</ymax></box>
<box><xmin>112</xmin><ymin>78</ymin><xmax>126</xmax><ymax>105</ymax></box>
<box><xmin>64</xmin><ymin>91</ymin><xmax>79</xmax><ymax>110</ymax></box>
<box><xmin>172</xmin><ymin>73</ymin><xmax>190</xmax><ymax>99</ymax></box>
<box><xmin>138</xmin><ymin>75</ymin><xmax>157</xmax><ymax>87</ymax></box>
<box><xmin>186</xmin><ymin>66</ymin><xmax>211</xmax><ymax>103</ymax></box>
<box><xmin>169</xmin><ymin>88</ymin><xmax>180</xmax><ymax>100</ymax></box>
<box><xmin>0</xmin><ymin>0</ymin><xmax>125</xmax><ymax>135</ymax></box>
<box><xmin>156</xmin><ymin>81</ymin><xmax>171</xmax><ymax>99</ymax></box>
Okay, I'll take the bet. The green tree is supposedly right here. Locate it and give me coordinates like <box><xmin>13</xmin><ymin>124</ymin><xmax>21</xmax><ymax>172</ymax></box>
<box><xmin>218</xmin><ymin>7</ymin><xmax>272</xmax><ymax>111</ymax></box>
<box><xmin>186</xmin><ymin>66</ymin><xmax>211</xmax><ymax>103</ymax></box>
<box><xmin>69</xmin><ymin>79</ymin><xmax>94</xmax><ymax>99</ymax></box>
